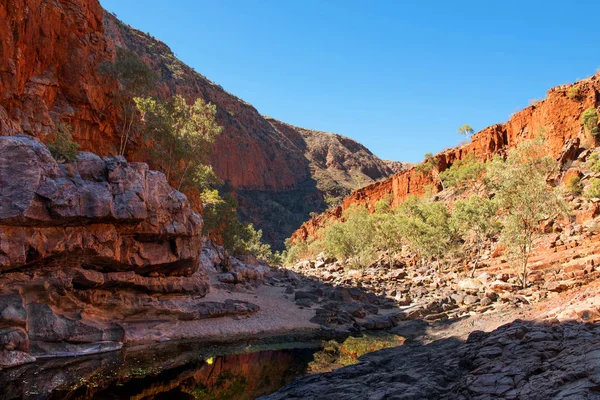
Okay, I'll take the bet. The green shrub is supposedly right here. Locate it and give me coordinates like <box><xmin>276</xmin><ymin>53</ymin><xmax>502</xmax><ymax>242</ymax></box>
<box><xmin>48</xmin><ymin>122</ymin><xmax>79</xmax><ymax>163</ymax></box>
<box><xmin>451</xmin><ymin>195</ymin><xmax>500</xmax><ymax>276</ymax></box>
<box><xmin>396</xmin><ymin>196</ymin><xmax>455</xmax><ymax>268</ymax></box>
<box><xmin>567</xmin><ymin>85</ymin><xmax>582</xmax><ymax>100</ymax></box>
<box><xmin>565</xmin><ymin>174</ymin><xmax>583</xmax><ymax>195</ymax></box>
<box><xmin>439</xmin><ymin>155</ymin><xmax>486</xmax><ymax>192</ymax></box>
<box><xmin>582</xmin><ymin>108</ymin><xmax>600</xmax><ymax>137</ymax></box>
<box><xmin>585</xmin><ymin>178</ymin><xmax>600</xmax><ymax>199</ymax></box>
<box><xmin>324</xmin><ymin>206</ymin><xmax>377</xmax><ymax>269</ymax></box>
<box><xmin>588</xmin><ymin>153</ymin><xmax>600</xmax><ymax>173</ymax></box>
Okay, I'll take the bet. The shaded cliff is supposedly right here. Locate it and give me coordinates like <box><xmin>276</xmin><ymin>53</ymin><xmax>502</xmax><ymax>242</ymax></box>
<box><xmin>292</xmin><ymin>75</ymin><xmax>600</xmax><ymax>242</ymax></box>
<box><xmin>238</xmin><ymin>118</ymin><xmax>401</xmax><ymax>247</ymax></box>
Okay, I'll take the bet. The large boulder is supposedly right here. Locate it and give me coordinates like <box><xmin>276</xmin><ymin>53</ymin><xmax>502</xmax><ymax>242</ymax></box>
<box><xmin>0</xmin><ymin>135</ymin><xmax>202</xmax><ymax>275</ymax></box>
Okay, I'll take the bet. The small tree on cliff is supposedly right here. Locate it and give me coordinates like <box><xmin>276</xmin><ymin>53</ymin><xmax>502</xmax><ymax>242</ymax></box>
<box><xmin>99</xmin><ymin>48</ymin><xmax>156</xmax><ymax>156</ymax></box>
<box><xmin>48</xmin><ymin>122</ymin><xmax>79</xmax><ymax>163</ymax></box>
<box><xmin>487</xmin><ymin>137</ymin><xmax>565</xmax><ymax>288</ymax></box>
<box><xmin>135</xmin><ymin>95</ymin><xmax>223</xmax><ymax>191</ymax></box>
<box><xmin>458</xmin><ymin>124</ymin><xmax>474</xmax><ymax>138</ymax></box>
<box><xmin>415</xmin><ymin>152</ymin><xmax>444</xmax><ymax>190</ymax></box>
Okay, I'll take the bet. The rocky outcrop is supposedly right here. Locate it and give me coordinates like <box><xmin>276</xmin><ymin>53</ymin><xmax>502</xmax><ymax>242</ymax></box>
<box><xmin>262</xmin><ymin>319</ymin><xmax>600</xmax><ymax>399</ymax></box>
<box><xmin>0</xmin><ymin>136</ymin><xmax>260</xmax><ymax>368</ymax></box>
<box><xmin>0</xmin><ymin>135</ymin><xmax>201</xmax><ymax>274</ymax></box>
<box><xmin>293</xmin><ymin>76</ymin><xmax>600</xmax><ymax>242</ymax></box>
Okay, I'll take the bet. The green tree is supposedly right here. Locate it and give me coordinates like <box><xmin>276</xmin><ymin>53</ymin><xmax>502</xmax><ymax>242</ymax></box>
<box><xmin>397</xmin><ymin>196</ymin><xmax>454</xmax><ymax>269</ymax></box>
<box><xmin>487</xmin><ymin>137</ymin><xmax>565</xmax><ymax>288</ymax></box>
<box><xmin>439</xmin><ymin>155</ymin><xmax>487</xmax><ymax>194</ymax></box>
<box><xmin>452</xmin><ymin>195</ymin><xmax>500</xmax><ymax>277</ymax></box>
<box><xmin>372</xmin><ymin>200</ymin><xmax>404</xmax><ymax>267</ymax></box>
<box><xmin>48</xmin><ymin>122</ymin><xmax>79</xmax><ymax>163</ymax></box>
<box><xmin>136</xmin><ymin>95</ymin><xmax>223</xmax><ymax>191</ymax></box>
<box><xmin>582</xmin><ymin>108</ymin><xmax>600</xmax><ymax>137</ymax></box>
<box><xmin>99</xmin><ymin>48</ymin><xmax>156</xmax><ymax>155</ymax></box>
<box><xmin>325</xmin><ymin>206</ymin><xmax>377</xmax><ymax>269</ymax></box>
<box><xmin>458</xmin><ymin>124</ymin><xmax>474</xmax><ymax>138</ymax></box>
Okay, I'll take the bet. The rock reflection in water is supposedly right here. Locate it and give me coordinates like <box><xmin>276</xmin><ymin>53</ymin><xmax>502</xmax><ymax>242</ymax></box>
<box><xmin>0</xmin><ymin>340</ymin><xmax>320</xmax><ymax>400</ymax></box>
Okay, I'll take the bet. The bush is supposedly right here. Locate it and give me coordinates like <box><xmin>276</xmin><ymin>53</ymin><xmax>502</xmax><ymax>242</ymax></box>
<box><xmin>136</xmin><ymin>95</ymin><xmax>223</xmax><ymax>191</ymax></box>
<box><xmin>439</xmin><ymin>155</ymin><xmax>486</xmax><ymax>193</ymax></box>
<box><xmin>324</xmin><ymin>206</ymin><xmax>377</xmax><ymax>269</ymax></box>
<box><xmin>451</xmin><ymin>195</ymin><xmax>500</xmax><ymax>276</ymax></box>
<box><xmin>588</xmin><ymin>153</ymin><xmax>600</xmax><ymax>173</ymax></box>
<box><xmin>567</xmin><ymin>85</ymin><xmax>582</xmax><ymax>100</ymax></box>
<box><xmin>585</xmin><ymin>178</ymin><xmax>600</xmax><ymax>199</ymax></box>
<box><xmin>582</xmin><ymin>108</ymin><xmax>600</xmax><ymax>137</ymax></box>
<box><xmin>396</xmin><ymin>196</ymin><xmax>455</xmax><ymax>268</ymax></box>
<box><xmin>565</xmin><ymin>174</ymin><xmax>583</xmax><ymax>195</ymax></box>
<box><xmin>48</xmin><ymin>122</ymin><xmax>79</xmax><ymax>163</ymax></box>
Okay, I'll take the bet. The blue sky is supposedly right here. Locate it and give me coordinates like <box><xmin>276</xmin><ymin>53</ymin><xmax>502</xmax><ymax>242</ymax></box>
<box><xmin>100</xmin><ymin>0</ymin><xmax>599</xmax><ymax>163</ymax></box>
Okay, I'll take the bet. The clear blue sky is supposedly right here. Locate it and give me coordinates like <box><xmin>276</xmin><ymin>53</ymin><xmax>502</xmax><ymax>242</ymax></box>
<box><xmin>100</xmin><ymin>0</ymin><xmax>599</xmax><ymax>163</ymax></box>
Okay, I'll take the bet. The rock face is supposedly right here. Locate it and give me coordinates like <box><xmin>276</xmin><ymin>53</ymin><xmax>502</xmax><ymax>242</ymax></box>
<box><xmin>0</xmin><ymin>135</ymin><xmax>202</xmax><ymax>274</ymax></box>
<box><xmin>0</xmin><ymin>136</ymin><xmax>261</xmax><ymax>367</ymax></box>
<box><xmin>262</xmin><ymin>319</ymin><xmax>600</xmax><ymax>400</ymax></box>
<box><xmin>293</xmin><ymin>76</ymin><xmax>600</xmax><ymax>242</ymax></box>
<box><xmin>0</xmin><ymin>0</ymin><xmax>118</xmax><ymax>152</ymax></box>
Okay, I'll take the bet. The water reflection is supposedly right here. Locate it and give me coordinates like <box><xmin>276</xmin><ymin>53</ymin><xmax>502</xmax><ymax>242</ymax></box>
<box><xmin>0</xmin><ymin>340</ymin><xmax>321</xmax><ymax>400</ymax></box>
<box><xmin>0</xmin><ymin>334</ymin><xmax>404</xmax><ymax>399</ymax></box>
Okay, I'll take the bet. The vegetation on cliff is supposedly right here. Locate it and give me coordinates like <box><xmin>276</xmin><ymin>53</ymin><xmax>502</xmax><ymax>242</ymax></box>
<box><xmin>285</xmin><ymin>137</ymin><xmax>569</xmax><ymax>288</ymax></box>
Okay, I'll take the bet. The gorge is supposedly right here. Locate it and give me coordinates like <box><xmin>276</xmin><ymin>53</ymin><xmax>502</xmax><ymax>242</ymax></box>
<box><xmin>2</xmin><ymin>0</ymin><xmax>600</xmax><ymax>399</ymax></box>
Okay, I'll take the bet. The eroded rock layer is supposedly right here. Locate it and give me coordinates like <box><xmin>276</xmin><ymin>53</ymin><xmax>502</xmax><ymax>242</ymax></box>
<box><xmin>0</xmin><ymin>136</ymin><xmax>262</xmax><ymax>368</ymax></box>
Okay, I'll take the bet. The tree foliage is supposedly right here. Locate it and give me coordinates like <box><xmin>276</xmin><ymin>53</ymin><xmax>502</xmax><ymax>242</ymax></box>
<box><xmin>48</xmin><ymin>122</ymin><xmax>79</xmax><ymax>163</ymax></box>
<box><xmin>439</xmin><ymin>155</ymin><xmax>486</xmax><ymax>193</ymax></box>
<box><xmin>136</xmin><ymin>95</ymin><xmax>223</xmax><ymax>191</ymax></box>
<box><xmin>582</xmin><ymin>108</ymin><xmax>600</xmax><ymax>137</ymax></box>
<box><xmin>452</xmin><ymin>195</ymin><xmax>500</xmax><ymax>276</ymax></box>
<box><xmin>458</xmin><ymin>124</ymin><xmax>474</xmax><ymax>137</ymax></box>
<box><xmin>325</xmin><ymin>206</ymin><xmax>378</xmax><ymax>269</ymax></box>
<box><xmin>396</xmin><ymin>196</ymin><xmax>455</xmax><ymax>268</ymax></box>
<box><xmin>487</xmin><ymin>137</ymin><xmax>565</xmax><ymax>288</ymax></box>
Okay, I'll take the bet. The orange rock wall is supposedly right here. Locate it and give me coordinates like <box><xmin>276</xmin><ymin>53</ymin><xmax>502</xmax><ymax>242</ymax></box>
<box><xmin>292</xmin><ymin>76</ymin><xmax>600</xmax><ymax>242</ymax></box>
<box><xmin>0</xmin><ymin>0</ymin><xmax>311</xmax><ymax>191</ymax></box>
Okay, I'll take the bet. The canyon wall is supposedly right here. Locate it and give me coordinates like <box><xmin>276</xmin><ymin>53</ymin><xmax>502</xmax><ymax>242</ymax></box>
<box><xmin>292</xmin><ymin>76</ymin><xmax>600</xmax><ymax>242</ymax></box>
<box><xmin>0</xmin><ymin>0</ymin><xmax>398</xmax><ymax>247</ymax></box>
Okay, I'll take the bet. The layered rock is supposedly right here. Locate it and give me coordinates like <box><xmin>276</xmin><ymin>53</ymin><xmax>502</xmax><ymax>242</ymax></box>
<box><xmin>0</xmin><ymin>135</ymin><xmax>202</xmax><ymax>274</ymax></box>
<box><xmin>0</xmin><ymin>136</ymin><xmax>262</xmax><ymax>368</ymax></box>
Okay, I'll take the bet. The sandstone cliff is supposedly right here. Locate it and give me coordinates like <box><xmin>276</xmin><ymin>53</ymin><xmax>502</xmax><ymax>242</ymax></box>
<box><xmin>292</xmin><ymin>75</ymin><xmax>600</xmax><ymax>242</ymax></box>
<box><xmin>0</xmin><ymin>0</ymin><xmax>398</xmax><ymax>248</ymax></box>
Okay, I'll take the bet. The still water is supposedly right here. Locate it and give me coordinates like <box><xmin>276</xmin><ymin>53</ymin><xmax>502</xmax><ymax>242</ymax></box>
<box><xmin>0</xmin><ymin>334</ymin><xmax>402</xmax><ymax>399</ymax></box>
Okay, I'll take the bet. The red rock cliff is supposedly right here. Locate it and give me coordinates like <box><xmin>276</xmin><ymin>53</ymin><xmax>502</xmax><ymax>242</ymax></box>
<box><xmin>292</xmin><ymin>75</ymin><xmax>600</xmax><ymax>242</ymax></box>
